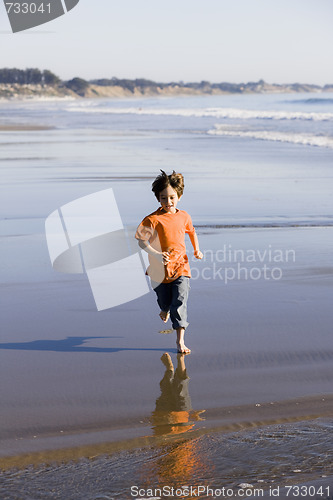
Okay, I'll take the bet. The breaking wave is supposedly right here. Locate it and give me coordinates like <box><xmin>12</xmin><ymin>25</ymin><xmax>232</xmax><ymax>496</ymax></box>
<box><xmin>66</xmin><ymin>105</ymin><xmax>333</xmax><ymax>122</ymax></box>
<box><xmin>207</xmin><ymin>126</ymin><xmax>333</xmax><ymax>149</ymax></box>
<box><xmin>284</xmin><ymin>98</ymin><xmax>333</xmax><ymax>105</ymax></box>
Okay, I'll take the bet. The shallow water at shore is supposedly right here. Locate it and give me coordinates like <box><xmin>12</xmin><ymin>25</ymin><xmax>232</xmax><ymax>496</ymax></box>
<box><xmin>1</xmin><ymin>418</ymin><xmax>332</xmax><ymax>499</ymax></box>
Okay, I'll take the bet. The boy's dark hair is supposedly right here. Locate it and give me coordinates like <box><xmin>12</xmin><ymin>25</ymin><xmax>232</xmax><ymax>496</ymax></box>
<box><xmin>152</xmin><ymin>170</ymin><xmax>184</xmax><ymax>200</ymax></box>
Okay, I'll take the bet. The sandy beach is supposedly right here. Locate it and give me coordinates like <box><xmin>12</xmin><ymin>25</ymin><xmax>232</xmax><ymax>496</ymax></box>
<box><xmin>1</xmin><ymin>94</ymin><xmax>333</xmax><ymax>498</ymax></box>
<box><xmin>1</xmin><ymin>223</ymin><xmax>333</xmax><ymax>495</ymax></box>
<box><xmin>0</xmin><ymin>124</ymin><xmax>54</xmax><ymax>131</ymax></box>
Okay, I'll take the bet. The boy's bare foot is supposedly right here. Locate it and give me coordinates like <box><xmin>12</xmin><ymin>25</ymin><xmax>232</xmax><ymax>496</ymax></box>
<box><xmin>159</xmin><ymin>311</ymin><xmax>170</xmax><ymax>322</ymax></box>
<box><xmin>161</xmin><ymin>352</ymin><xmax>174</xmax><ymax>371</ymax></box>
<box><xmin>176</xmin><ymin>342</ymin><xmax>191</xmax><ymax>355</ymax></box>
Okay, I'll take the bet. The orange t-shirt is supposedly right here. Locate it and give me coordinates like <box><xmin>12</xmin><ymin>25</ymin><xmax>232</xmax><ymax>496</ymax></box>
<box><xmin>135</xmin><ymin>207</ymin><xmax>196</xmax><ymax>283</ymax></box>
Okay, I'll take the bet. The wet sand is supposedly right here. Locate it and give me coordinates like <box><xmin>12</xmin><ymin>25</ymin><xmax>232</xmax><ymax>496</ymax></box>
<box><xmin>1</xmin><ymin>224</ymin><xmax>333</xmax><ymax>472</ymax></box>
<box><xmin>1</xmin><ymin>113</ymin><xmax>333</xmax><ymax>496</ymax></box>
<box><xmin>0</xmin><ymin>124</ymin><xmax>54</xmax><ymax>131</ymax></box>
<box><xmin>1</xmin><ymin>394</ymin><xmax>333</xmax><ymax>470</ymax></box>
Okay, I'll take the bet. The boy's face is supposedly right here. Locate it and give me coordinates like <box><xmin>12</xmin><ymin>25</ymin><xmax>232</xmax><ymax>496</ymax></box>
<box><xmin>158</xmin><ymin>185</ymin><xmax>181</xmax><ymax>213</ymax></box>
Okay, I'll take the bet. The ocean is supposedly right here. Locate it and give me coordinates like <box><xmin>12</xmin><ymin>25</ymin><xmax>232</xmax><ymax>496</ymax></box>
<box><xmin>0</xmin><ymin>93</ymin><xmax>332</xmax><ymax>498</ymax></box>
<box><xmin>1</xmin><ymin>92</ymin><xmax>333</xmax><ymax>226</ymax></box>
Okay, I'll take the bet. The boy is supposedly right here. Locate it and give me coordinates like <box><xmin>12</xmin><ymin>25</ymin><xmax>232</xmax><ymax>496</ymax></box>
<box><xmin>135</xmin><ymin>170</ymin><xmax>203</xmax><ymax>354</ymax></box>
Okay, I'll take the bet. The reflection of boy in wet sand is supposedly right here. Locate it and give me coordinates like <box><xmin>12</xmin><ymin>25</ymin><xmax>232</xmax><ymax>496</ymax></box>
<box><xmin>140</xmin><ymin>354</ymin><xmax>206</xmax><ymax>486</ymax></box>
<box><xmin>135</xmin><ymin>170</ymin><xmax>203</xmax><ymax>354</ymax></box>
<box><xmin>151</xmin><ymin>353</ymin><xmax>205</xmax><ymax>436</ymax></box>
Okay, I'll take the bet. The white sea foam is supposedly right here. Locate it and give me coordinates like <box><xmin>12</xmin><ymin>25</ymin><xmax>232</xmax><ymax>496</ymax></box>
<box><xmin>207</xmin><ymin>126</ymin><xmax>333</xmax><ymax>149</ymax></box>
<box><xmin>66</xmin><ymin>105</ymin><xmax>333</xmax><ymax>122</ymax></box>
<box><xmin>0</xmin><ymin>95</ymin><xmax>76</xmax><ymax>103</ymax></box>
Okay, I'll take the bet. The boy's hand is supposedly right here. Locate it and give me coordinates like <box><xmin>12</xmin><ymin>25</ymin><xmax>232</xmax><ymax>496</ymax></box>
<box><xmin>162</xmin><ymin>251</ymin><xmax>170</xmax><ymax>264</ymax></box>
<box><xmin>154</xmin><ymin>251</ymin><xmax>170</xmax><ymax>264</ymax></box>
<box><xmin>194</xmin><ymin>250</ymin><xmax>203</xmax><ymax>260</ymax></box>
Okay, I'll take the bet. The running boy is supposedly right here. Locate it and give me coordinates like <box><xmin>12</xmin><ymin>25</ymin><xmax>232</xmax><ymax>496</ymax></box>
<box><xmin>135</xmin><ymin>170</ymin><xmax>203</xmax><ymax>354</ymax></box>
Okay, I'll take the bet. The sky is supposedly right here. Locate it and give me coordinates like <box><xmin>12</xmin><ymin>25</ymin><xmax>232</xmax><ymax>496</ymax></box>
<box><xmin>0</xmin><ymin>0</ymin><xmax>332</xmax><ymax>85</ymax></box>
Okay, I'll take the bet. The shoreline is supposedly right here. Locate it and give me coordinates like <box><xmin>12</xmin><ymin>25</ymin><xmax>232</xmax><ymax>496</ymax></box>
<box><xmin>0</xmin><ymin>124</ymin><xmax>54</xmax><ymax>131</ymax></box>
<box><xmin>1</xmin><ymin>393</ymin><xmax>332</xmax><ymax>470</ymax></box>
<box><xmin>0</xmin><ymin>83</ymin><xmax>333</xmax><ymax>101</ymax></box>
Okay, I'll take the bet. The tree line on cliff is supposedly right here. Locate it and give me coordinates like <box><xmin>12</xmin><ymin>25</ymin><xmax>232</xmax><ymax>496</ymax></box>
<box><xmin>0</xmin><ymin>68</ymin><xmax>60</xmax><ymax>85</ymax></box>
<box><xmin>0</xmin><ymin>68</ymin><xmax>331</xmax><ymax>96</ymax></box>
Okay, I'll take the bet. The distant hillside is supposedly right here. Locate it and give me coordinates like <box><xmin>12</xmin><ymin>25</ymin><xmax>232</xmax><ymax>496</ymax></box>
<box><xmin>0</xmin><ymin>68</ymin><xmax>332</xmax><ymax>99</ymax></box>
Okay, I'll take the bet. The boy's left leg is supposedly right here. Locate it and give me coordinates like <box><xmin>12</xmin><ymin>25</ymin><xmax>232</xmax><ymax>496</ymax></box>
<box><xmin>176</xmin><ymin>327</ymin><xmax>190</xmax><ymax>354</ymax></box>
<box><xmin>169</xmin><ymin>277</ymin><xmax>191</xmax><ymax>354</ymax></box>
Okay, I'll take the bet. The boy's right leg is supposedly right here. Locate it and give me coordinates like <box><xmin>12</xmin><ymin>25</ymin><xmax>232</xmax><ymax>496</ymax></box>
<box><xmin>176</xmin><ymin>327</ymin><xmax>190</xmax><ymax>354</ymax></box>
<box><xmin>151</xmin><ymin>281</ymin><xmax>172</xmax><ymax>323</ymax></box>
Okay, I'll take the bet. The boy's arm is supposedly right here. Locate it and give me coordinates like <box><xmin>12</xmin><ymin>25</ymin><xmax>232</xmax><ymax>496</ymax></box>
<box><xmin>138</xmin><ymin>239</ymin><xmax>170</xmax><ymax>264</ymax></box>
<box><xmin>189</xmin><ymin>231</ymin><xmax>203</xmax><ymax>259</ymax></box>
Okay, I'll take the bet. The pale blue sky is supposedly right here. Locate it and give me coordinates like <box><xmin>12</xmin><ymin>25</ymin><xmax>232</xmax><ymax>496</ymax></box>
<box><xmin>1</xmin><ymin>0</ymin><xmax>332</xmax><ymax>84</ymax></box>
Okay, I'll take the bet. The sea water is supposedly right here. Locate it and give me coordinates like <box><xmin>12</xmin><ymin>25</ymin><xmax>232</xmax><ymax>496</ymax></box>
<box><xmin>0</xmin><ymin>93</ymin><xmax>333</xmax><ymax>497</ymax></box>
<box><xmin>1</xmin><ymin>92</ymin><xmax>332</xmax><ymax>226</ymax></box>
